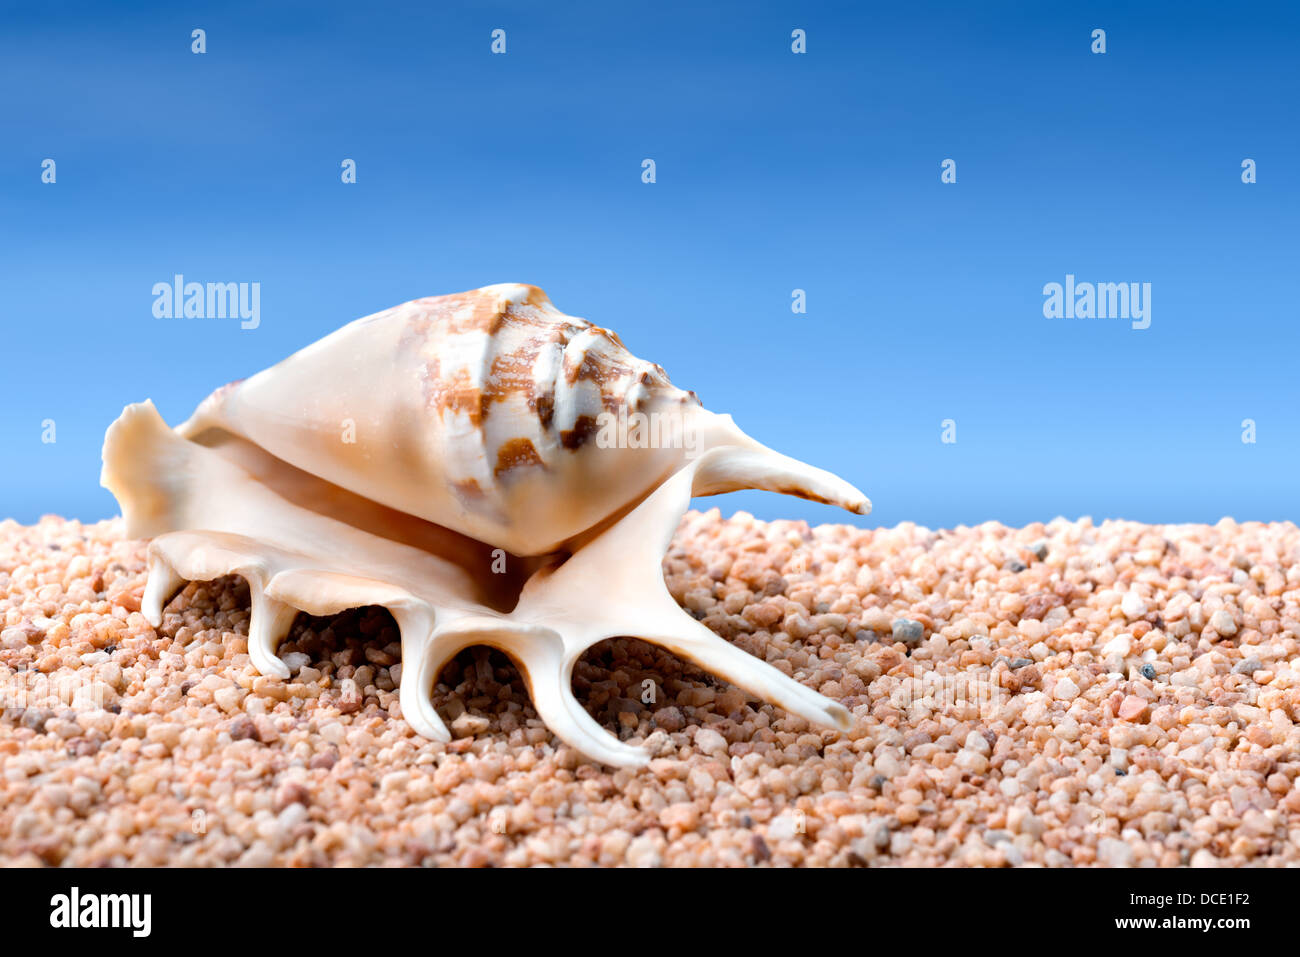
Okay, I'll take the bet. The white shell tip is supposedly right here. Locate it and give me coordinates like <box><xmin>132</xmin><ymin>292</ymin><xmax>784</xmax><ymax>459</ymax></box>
<box><xmin>251</xmin><ymin>649</ymin><xmax>291</xmax><ymax>681</ymax></box>
<box><xmin>826</xmin><ymin>702</ymin><xmax>853</xmax><ymax>731</ymax></box>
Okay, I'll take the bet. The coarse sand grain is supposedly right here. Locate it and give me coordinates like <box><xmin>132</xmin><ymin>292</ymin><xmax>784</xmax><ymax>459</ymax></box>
<box><xmin>1</xmin><ymin>511</ymin><xmax>1298</xmax><ymax>867</ymax></box>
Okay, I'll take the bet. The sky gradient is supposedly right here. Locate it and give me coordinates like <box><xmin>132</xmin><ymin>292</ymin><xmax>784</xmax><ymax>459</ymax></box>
<box><xmin>2</xmin><ymin>1</ymin><xmax>1297</xmax><ymax>531</ymax></box>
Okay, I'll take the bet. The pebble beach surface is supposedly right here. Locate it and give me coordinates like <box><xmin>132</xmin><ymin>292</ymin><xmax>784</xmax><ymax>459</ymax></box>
<box><xmin>1</xmin><ymin>512</ymin><xmax>1298</xmax><ymax>867</ymax></box>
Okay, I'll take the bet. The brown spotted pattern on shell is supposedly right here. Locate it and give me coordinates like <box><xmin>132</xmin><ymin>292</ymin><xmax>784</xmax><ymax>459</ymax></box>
<box><xmin>102</xmin><ymin>284</ymin><xmax>870</xmax><ymax>766</ymax></box>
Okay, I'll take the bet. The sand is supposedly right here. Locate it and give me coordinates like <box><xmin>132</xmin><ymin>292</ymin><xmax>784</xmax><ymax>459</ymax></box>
<box><xmin>1</xmin><ymin>511</ymin><xmax>1297</xmax><ymax>867</ymax></box>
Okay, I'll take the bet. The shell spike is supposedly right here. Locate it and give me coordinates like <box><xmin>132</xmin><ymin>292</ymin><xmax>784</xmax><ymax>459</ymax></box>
<box><xmin>422</xmin><ymin>616</ymin><xmax>650</xmax><ymax>767</ymax></box>
<box><xmin>394</xmin><ymin>605</ymin><xmax>452</xmax><ymax>743</ymax></box>
<box><xmin>246</xmin><ymin>588</ymin><xmax>300</xmax><ymax>680</ymax></box>
<box><xmin>642</xmin><ymin>613</ymin><xmax>852</xmax><ymax>731</ymax></box>
<box><xmin>520</xmin><ymin>643</ymin><xmax>651</xmax><ymax>769</ymax></box>
<box><xmin>691</xmin><ymin>411</ymin><xmax>871</xmax><ymax>515</ymax></box>
<box><xmin>141</xmin><ymin>550</ymin><xmax>185</xmax><ymax>628</ymax></box>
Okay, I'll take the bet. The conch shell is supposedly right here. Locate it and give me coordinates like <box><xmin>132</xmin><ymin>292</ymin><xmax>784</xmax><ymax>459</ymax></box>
<box><xmin>102</xmin><ymin>284</ymin><xmax>870</xmax><ymax>767</ymax></box>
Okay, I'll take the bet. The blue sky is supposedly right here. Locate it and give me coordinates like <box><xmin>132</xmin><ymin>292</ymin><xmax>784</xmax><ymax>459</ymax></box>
<box><xmin>2</xmin><ymin>1</ymin><xmax>1297</xmax><ymax>530</ymax></box>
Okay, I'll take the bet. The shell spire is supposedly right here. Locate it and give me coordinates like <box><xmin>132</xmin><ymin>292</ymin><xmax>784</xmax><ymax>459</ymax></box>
<box><xmin>176</xmin><ymin>283</ymin><xmax>716</xmax><ymax>556</ymax></box>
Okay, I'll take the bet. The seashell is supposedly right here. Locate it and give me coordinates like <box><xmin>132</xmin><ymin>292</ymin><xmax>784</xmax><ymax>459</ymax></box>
<box><xmin>102</xmin><ymin>283</ymin><xmax>870</xmax><ymax>767</ymax></box>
